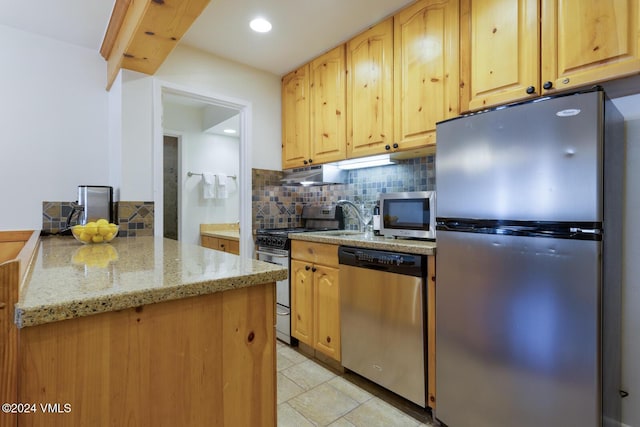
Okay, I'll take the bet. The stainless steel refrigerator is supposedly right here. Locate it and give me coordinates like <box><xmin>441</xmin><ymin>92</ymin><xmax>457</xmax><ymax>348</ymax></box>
<box><xmin>434</xmin><ymin>88</ymin><xmax>623</xmax><ymax>427</ymax></box>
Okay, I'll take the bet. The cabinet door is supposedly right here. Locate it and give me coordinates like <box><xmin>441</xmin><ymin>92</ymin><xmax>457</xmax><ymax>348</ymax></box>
<box><xmin>282</xmin><ymin>65</ymin><xmax>311</xmax><ymax>169</ymax></box>
<box><xmin>201</xmin><ymin>236</ymin><xmax>220</xmax><ymax>250</ymax></box>
<box><xmin>394</xmin><ymin>0</ymin><xmax>460</xmax><ymax>149</ymax></box>
<box><xmin>291</xmin><ymin>259</ymin><xmax>314</xmax><ymax>346</ymax></box>
<box><xmin>541</xmin><ymin>0</ymin><xmax>640</xmax><ymax>93</ymax></box>
<box><xmin>460</xmin><ymin>0</ymin><xmax>539</xmax><ymax>111</ymax></box>
<box><xmin>347</xmin><ymin>18</ymin><xmax>394</xmax><ymax>158</ymax></box>
<box><xmin>226</xmin><ymin>239</ymin><xmax>240</xmax><ymax>255</ymax></box>
<box><xmin>313</xmin><ymin>265</ymin><xmax>341</xmax><ymax>361</ymax></box>
<box><xmin>310</xmin><ymin>45</ymin><xmax>347</xmax><ymax>164</ymax></box>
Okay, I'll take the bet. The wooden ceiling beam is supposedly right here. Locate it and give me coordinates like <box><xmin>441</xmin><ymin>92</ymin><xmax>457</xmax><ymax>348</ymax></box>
<box><xmin>101</xmin><ymin>0</ymin><xmax>211</xmax><ymax>91</ymax></box>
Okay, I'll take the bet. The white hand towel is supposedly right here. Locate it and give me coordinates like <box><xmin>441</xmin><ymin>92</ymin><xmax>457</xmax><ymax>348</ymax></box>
<box><xmin>202</xmin><ymin>173</ymin><xmax>216</xmax><ymax>199</ymax></box>
<box><xmin>215</xmin><ymin>173</ymin><xmax>228</xmax><ymax>199</ymax></box>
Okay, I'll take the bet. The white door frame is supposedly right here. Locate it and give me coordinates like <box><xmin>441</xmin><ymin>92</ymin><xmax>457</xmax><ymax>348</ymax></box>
<box><xmin>152</xmin><ymin>79</ymin><xmax>253</xmax><ymax>259</ymax></box>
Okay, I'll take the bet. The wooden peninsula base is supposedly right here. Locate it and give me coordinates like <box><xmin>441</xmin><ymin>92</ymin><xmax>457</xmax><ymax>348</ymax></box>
<box><xmin>17</xmin><ymin>283</ymin><xmax>276</xmax><ymax>427</ymax></box>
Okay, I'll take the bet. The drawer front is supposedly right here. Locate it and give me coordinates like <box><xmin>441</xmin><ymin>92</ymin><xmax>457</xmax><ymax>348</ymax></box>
<box><xmin>226</xmin><ymin>239</ymin><xmax>240</xmax><ymax>255</ymax></box>
<box><xmin>291</xmin><ymin>241</ymin><xmax>338</xmax><ymax>266</ymax></box>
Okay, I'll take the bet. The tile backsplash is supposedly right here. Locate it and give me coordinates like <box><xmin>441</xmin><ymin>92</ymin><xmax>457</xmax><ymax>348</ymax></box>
<box><xmin>252</xmin><ymin>155</ymin><xmax>435</xmax><ymax>230</ymax></box>
<box><xmin>42</xmin><ymin>201</ymin><xmax>154</xmax><ymax>237</ymax></box>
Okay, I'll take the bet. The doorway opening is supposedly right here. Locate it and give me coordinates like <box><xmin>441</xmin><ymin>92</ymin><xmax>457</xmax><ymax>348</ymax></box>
<box><xmin>163</xmin><ymin>135</ymin><xmax>179</xmax><ymax>240</ymax></box>
<box><xmin>152</xmin><ymin>80</ymin><xmax>253</xmax><ymax>258</ymax></box>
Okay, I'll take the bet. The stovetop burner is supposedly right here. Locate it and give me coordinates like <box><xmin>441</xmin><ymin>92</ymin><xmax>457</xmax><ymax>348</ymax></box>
<box><xmin>256</xmin><ymin>227</ymin><xmax>337</xmax><ymax>250</ymax></box>
<box><xmin>256</xmin><ymin>205</ymin><xmax>346</xmax><ymax>251</ymax></box>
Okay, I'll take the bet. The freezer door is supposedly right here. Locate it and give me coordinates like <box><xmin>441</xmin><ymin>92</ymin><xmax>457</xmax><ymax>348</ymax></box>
<box><xmin>436</xmin><ymin>91</ymin><xmax>603</xmax><ymax>222</ymax></box>
<box><xmin>435</xmin><ymin>230</ymin><xmax>601</xmax><ymax>427</ymax></box>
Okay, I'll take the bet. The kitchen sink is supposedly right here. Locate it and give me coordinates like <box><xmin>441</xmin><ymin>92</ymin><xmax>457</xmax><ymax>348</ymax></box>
<box><xmin>316</xmin><ymin>230</ymin><xmax>364</xmax><ymax>237</ymax></box>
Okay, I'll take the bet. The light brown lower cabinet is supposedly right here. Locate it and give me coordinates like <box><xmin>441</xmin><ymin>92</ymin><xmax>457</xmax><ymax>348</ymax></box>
<box><xmin>290</xmin><ymin>241</ymin><xmax>341</xmax><ymax>362</ymax></box>
<box><xmin>16</xmin><ymin>283</ymin><xmax>276</xmax><ymax>427</ymax></box>
<box><xmin>201</xmin><ymin>235</ymin><xmax>240</xmax><ymax>255</ymax></box>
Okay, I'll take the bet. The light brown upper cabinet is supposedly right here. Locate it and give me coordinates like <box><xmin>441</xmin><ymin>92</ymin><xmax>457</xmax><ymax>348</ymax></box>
<box><xmin>346</xmin><ymin>18</ymin><xmax>395</xmax><ymax>158</ymax></box>
<box><xmin>282</xmin><ymin>65</ymin><xmax>311</xmax><ymax>170</ymax></box>
<box><xmin>460</xmin><ymin>0</ymin><xmax>540</xmax><ymax>112</ymax></box>
<box><xmin>394</xmin><ymin>0</ymin><xmax>460</xmax><ymax>152</ymax></box>
<box><xmin>541</xmin><ymin>0</ymin><xmax>640</xmax><ymax>94</ymax></box>
<box><xmin>461</xmin><ymin>0</ymin><xmax>640</xmax><ymax>112</ymax></box>
<box><xmin>309</xmin><ymin>46</ymin><xmax>348</xmax><ymax>165</ymax></box>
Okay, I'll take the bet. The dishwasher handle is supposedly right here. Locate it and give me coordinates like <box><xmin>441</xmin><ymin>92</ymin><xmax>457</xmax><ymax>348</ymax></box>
<box><xmin>338</xmin><ymin>246</ymin><xmax>427</xmax><ymax>278</ymax></box>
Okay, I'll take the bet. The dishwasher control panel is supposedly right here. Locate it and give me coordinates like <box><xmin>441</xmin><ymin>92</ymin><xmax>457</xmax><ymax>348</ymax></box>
<box><xmin>338</xmin><ymin>246</ymin><xmax>426</xmax><ymax>277</ymax></box>
<box><xmin>356</xmin><ymin>251</ymin><xmax>413</xmax><ymax>266</ymax></box>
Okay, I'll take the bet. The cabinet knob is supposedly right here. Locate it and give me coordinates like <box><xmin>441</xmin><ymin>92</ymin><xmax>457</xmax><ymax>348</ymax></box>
<box><xmin>303</xmin><ymin>160</ymin><xmax>308</xmax><ymax>165</ymax></box>
<box><xmin>305</xmin><ymin>265</ymin><xmax>311</xmax><ymax>271</ymax></box>
<box><xmin>326</xmin><ymin>336</ymin><xmax>331</xmax><ymax>343</ymax></box>
<box><xmin>393</xmin><ymin>143</ymin><xmax>399</xmax><ymax>149</ymax></box>
<box><xmin>526</xmin><ymin>86</ymin><xmax>535</xmax><ymax>94</ymax></box>
<box><xmin>385</xmin><ymin>145</ymin><xmax>391</xmax><ymax>150</ymax></box>
<box><xmin>543</xmin><ymin>81</ymin><xmax>553</xmax><ymax>90</ymax></box>
<box><xmin>308</xmin><ymin>159</ymin><xmax>313</xmax><ymax>164</ymax></box>
<box><xmin>311</xmin><ymin>267</ymin><xmax>317</xmax><ymax>272</ymax></box>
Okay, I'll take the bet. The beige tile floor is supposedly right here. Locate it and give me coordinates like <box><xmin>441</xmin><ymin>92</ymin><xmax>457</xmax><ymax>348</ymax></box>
<box><xmin>277</xmin><ymin>341</ymin><xmax>438</xmax><ymax>427</ymax></box>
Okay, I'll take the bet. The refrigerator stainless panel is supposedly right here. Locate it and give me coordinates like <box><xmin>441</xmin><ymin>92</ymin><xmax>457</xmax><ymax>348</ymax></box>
<box><xmin>436</xmin><ymin>91</ymin><xmax>603</xmax><ymax>222</ymax></box>
<box><xmin>435</xmin><ymin>230</ymin><xmax>601</xmax><ymax>427</ymax></box>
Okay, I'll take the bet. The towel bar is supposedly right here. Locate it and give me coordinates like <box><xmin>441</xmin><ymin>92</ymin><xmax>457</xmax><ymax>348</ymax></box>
<box><xmin>187</xmin><ymin>172</ymin><xmax>237</xmax><ymax>179</ymax></box>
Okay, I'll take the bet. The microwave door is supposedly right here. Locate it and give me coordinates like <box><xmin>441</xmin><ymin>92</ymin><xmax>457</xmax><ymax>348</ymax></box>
<box><xmin>380</xmin><ymin>192</ymin><xmax>435</xmax><ymax>240</ymax></box>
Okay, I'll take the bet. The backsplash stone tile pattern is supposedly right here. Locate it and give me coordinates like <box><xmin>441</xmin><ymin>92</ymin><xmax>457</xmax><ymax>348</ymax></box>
<box><xmin>252</xmin><ymin>155</ymin><xmax>435</xmax><ymax>231</ymax></box>
<box><xmin>41</xmin><ymin>201</ymin><xmax>154</xmax><ymax>237</ymax></box>
<box><xmin>42</xmin><ymin>201</ymin><xmax>79</xmax><ymax>234</ymax></box>
<box><xmin>116</xmin><ymin>202</ymin><xmax>154</xmax><ymax>237</ymax></box>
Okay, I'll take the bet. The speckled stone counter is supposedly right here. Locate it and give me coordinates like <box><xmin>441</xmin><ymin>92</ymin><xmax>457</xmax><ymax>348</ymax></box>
<box><xmin>15</xmin><ymin>236</ymin><xmax>287</xmax><ymax>328</ymax></box>
<box><xmin>289</xmin><ymin>230</ymin><xmax>437</xmax><ymax>255</ymax></box>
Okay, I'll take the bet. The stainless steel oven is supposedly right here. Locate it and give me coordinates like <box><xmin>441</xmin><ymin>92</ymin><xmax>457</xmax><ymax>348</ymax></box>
<box><xmin>256</xmin><ymin>244</ymin><xmax>292</xmax><ymax>344</ymax></box>
<box><xmin>255</xmin><ymin>205</ymin><xmax>345</xmax><ymax>344</ymax></box>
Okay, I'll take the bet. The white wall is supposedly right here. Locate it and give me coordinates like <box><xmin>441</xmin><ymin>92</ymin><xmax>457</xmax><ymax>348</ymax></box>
<box><xmin>163</xmin><ymin>102</ymin><xmax>240</xmax><ymax>245</ymax></box>
<box><xmin>0</xmin><ymin>25</ymin><xmax>109</xmax><ymax>230</ymax></box>
<box><xmin>121</xmin><ymin>72</ymin><xmax>154</xmax><ymax>201</ymax></box>
<box><xmin>615</xmin><ymin>94</ymin><xmax>640</xmax><ymax>427</ymax></box>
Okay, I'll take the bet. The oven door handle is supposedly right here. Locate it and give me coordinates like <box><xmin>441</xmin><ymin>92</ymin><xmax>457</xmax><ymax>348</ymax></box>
<box><xmin>256</xmin><ymin>250</ymin><xmax>289</xmax><ymax>260</ymax></box>
<box><xmin>276</xmin><ymin>307</ymin><xmax>290</xmax><ymax>316</ymax></box>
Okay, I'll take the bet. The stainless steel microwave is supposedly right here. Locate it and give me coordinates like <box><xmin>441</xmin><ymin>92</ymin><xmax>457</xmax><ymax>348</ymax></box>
<box><xmin>379</xmin><ymin>191</ymin><xmax>436</xmax><ymax>240</ymax></box>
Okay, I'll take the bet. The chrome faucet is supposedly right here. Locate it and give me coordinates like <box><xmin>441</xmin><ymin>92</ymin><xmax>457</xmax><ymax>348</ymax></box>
<box><xmin>336</xmin><ymin>200</ymin><xmax>365</xmax><ymax>231</ymax></box>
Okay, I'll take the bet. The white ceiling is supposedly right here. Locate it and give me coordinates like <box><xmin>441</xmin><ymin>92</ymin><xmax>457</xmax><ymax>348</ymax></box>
<box><xmin>0</xmin><ymin>0</ymin><xmax>412</xmax><ymax>77</ymax></box>
<box><xmin>182</xmin><ymin>0</ymin><xmax>414</xmax><ymax>76</ymax></box>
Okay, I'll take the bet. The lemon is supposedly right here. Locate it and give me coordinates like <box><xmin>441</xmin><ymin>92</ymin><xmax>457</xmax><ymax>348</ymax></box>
<box><xmin>92</xmin><ymin>235</ymin><xmax>104</xmax><ymax>243</ymax></box>
<box><xmin>98</xmin><ymin>224</ymin><xmax>112</xmax><ymax>236</ymax></box>
<box><xmin>84</xmin><ymin>222</ymin><xmax>98</xmax><ymax>236</ymax></box>
<box><xmin>79</xmin><ymin>232</ymin><xmax>93</xmax><ymax>243</ymax></box>
<box><xmin>96</xmin><ymin>218</ymin><xmax>109</xmax><ymax>226</ymax></box>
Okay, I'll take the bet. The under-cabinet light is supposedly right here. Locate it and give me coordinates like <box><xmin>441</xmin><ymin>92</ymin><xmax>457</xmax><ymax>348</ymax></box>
<box><xmin>334</xmin><ymin>154</ymin><xmax>397</xmax><ymax>170</ymax></box>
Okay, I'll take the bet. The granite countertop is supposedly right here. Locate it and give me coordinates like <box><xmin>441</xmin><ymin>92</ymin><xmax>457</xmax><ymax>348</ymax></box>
<box><xmin>289</xmin><ymin>230</ymin><xmax>436</xmax><ymax>255</ymax></box>
<box><xmin>200</xmin><ymin>230</ymin><xmax>240</xmax><ymax>241</ymax></box>
<box><xmin>15</xmin><ymin>236</ymin><xmax>287</xmax><ymax>328</ymax></box>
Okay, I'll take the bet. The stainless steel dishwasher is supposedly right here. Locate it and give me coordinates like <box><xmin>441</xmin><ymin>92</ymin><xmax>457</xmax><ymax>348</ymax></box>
<box><xmin>339</xmin><ymin>246</ymin><xmax>428</xmax><ymax>407</ymax></box>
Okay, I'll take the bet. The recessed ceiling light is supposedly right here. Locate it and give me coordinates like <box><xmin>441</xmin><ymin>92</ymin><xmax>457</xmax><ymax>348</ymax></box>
<box><xmin>250</xmin><ymin>17</ymin><xmax>272</xmax><ymax>33</ymax></box>
<box><xmin>223</xmin><ymin>129</ymin><xmax>237</xmax><ymax>134</ymax></box>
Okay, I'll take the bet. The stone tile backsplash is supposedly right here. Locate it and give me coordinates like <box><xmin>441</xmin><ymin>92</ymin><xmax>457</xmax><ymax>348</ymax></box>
<box><xmin>42</xmin><ymin>201</ymin><xmax>154</xmax><ymax>237</ymax></box>
<box><xmin>252</xmin><ymin>155</ymin><xmax>435</xmax><ymax>230</ymax></box>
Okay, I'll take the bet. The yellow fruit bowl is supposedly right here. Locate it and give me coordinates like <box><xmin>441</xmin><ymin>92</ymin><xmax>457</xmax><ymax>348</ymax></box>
<box><xmin>71</xmin><ymin>219</ymin><xmax>119</xmax><ymax>244</ymax></box>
